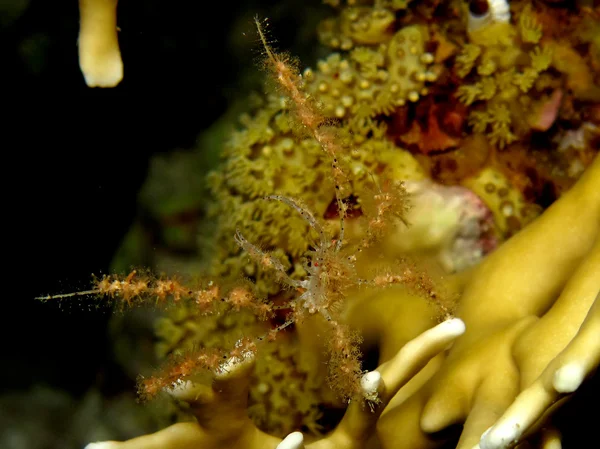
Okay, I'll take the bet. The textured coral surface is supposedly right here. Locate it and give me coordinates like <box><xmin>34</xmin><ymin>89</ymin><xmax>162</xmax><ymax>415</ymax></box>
<box><xmin>63</xmin><ymin>1</ymin><xmax>600</xmax><ymax>448</ymax></box>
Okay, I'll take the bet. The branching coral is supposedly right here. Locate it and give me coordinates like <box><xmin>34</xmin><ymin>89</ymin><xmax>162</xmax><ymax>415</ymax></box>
<box><xmin>78</xmin><ymin>0</ymin><xmax>123</xmax><ymax>87</ymax></box>
<box><xmin>480</xmin><ymin>291</ymin><xmax>600</xmax><ymax>449</ymax></box>
<box><xmin>375</xmin><ymin>155</ymin><xmax>600</xmax><ymax>449</ymax></box>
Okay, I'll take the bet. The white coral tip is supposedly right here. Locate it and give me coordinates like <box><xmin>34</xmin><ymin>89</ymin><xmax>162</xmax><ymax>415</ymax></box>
<box><xmin>361</xmin><ymin>370</ymin><xmax>382</xmax><ymax>401</ymax></box>
<box><xmin>553</xmin><ymin>363</ymin><xmax>585</xmax><ymax>393</ymax></box>
<box><xmin>439</xmin><ymin>318</ymin><xmax>466</xmax><ymax>338</ymax></box>
<box><xmin>277</xmin><ymin>431</ymin><xmax>305</xmax><ymax>449</ymax></box>
<box><xmin>84</xmin><ymin>443</ymin><xmax>117</xmax><ymax>449</ymax></box>
<box><xmin>490</xmin><ymin>0</ymin><xmax>511</xmax><ymax>23</ymax></box>
<box><xmin>480</xmin><ymin>418</ymin><xmax>522</xmax><ymax>449</ymax></box>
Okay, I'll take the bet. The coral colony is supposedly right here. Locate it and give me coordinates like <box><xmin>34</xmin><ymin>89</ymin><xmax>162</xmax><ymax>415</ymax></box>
<box><xmin>43</xmin><ymin>1</ymin><xmax>600</xmax><ymax>448</ymax></box>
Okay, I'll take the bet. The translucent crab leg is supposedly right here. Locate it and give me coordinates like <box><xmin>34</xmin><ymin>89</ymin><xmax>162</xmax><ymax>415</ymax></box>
<box><xmin>265</xmin><ymin>195</ymin><xmax>329</xmax><ymax>250</ymax></box>
<box><xmin>234</xmin><ymin>230</ymin><xmax>302</xmax><ymax>289</ymax></box>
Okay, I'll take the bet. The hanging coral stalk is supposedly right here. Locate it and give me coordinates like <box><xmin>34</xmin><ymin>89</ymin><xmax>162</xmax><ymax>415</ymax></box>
<box><xmin>78</xmin><ymin>0</ymin><xmax>123</xmax><ymax>87</ymax></box>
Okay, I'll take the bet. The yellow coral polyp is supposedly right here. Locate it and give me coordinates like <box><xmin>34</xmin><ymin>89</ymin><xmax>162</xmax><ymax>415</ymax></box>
<box><xmin>518</xmin><ymin>5</ymin><xmax>543</xmax><ymax>44</ymax></box>
<box><xmin>340</xmin><ymin>7</ymin><xmax>395</xmax><ymax>45</ymax></box>
<box><xmin>306</xmin><ymin>25</ymin><xmax>436</xmax><ymax>120</ymax></box>
<box><xmin>462</xmin><ymin>167</ymin><xmax>538</xmax><ymax>237</ymax></box>
<box><xmin>456</xmin><ymin>6</ymin><xmax>557</xmax><ymax>148</ymax></box>
<box><xmin>455</xmin><ymin>44</ymin><xmax>481</xmax><ymax>78</ymax></box>
<box><xmin>457</xmin><ymin>84</ymin><xmax>482</xmax><ymax>105</ymax></box>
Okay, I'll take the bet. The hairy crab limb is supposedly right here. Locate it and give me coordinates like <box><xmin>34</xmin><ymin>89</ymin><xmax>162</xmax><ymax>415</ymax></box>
<box><xmin>78</xmin><ymin>0</ymin><xmax>123</xmax><ymax>87</ymax></box>
<box><xmin>84</xmin><ymin>350</ymin><xmax>281</xmax><ymax>449</ymax></box>
<box><xmin>285</xmin><ymin>318</ymin><xmax>466</xmax><ymax>449</ymax></box>
<box><xmin>83</xmin><ymin>318</ymin><xmax>464</xmax><ymax>449</ymax></box>
<box><xmin>265</xmin><ymin>195</ymin><xmax>329</xmax><ymax>250</ymax></box>
<box><xmin>236</xmin><ymin>195</ymin><xmax>347</xmax><ymax>317</ymax></box>
<box><xmin>376</xmin><ymin>156</ymin><xmax>600</xmax><ymax>449</ymax></box>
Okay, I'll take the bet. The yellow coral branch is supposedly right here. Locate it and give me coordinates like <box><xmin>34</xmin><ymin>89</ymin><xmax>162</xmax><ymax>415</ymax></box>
<box><xmin>78</xmin><ymin>0</ymin><xmax>123</xmax><ymax>87</ymax></box>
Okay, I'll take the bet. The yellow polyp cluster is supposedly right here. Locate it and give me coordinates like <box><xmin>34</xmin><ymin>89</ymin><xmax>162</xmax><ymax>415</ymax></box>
<box><xmin>455</xmin><ymin>44</ymin><xmax>482</xmax><ymax>78</ymax></box>
<box><xmin>456</xmin><ymin>7</ymin><xmax>555</xmax><ymax>148</ymax></box>
<box><xmin>318</xmin><ymin>6</ymin><xmax>395</xmax><ymax>49</ymax></box>
<box><xmin>201</xmin><ymin>3</ymin><xmax>441</xmax><ymax>305</ymax></box>
<box><xmin>248</xmin><ymin>334</ymin><xmax>327</xmax><ymax>437</ymax></box>
<box><xmin>468</xmin><ymin>104</ymin><xmax>517</xmax><ymax>148</ymax></box>
<box><xmin>518</xmin><ymin>5</ymin><xmax>543</xmax><ymax>44</ymax></box>
<box><xmin>305</xmin><ymin>25</ymin><xmax>436</xmax><ymax>120</ymax></box>
<box><xmin>154</xmin><ymin>304</ymin><xmax>257</xmax><ymax>360</ymax></box>
<box><xmin>319</xmin><ymin>0</ymin><xmax>417</xmax><ymax>50</ymax></box>
<box><xmin>204</xmin><ymin>40</ymin><xmax>432</xmax><ymax>296</ymax></box>
<box><xmin>154</xmin><ymin>302</ymin><xmax>327</xmax><ymax>438</ymax></box>
<box><xmin>462</xmin><ymin>167</ymin><xmax>540</xmax><ymax>238</ymax></box>
<box><xmin>204</xmin><ymin>97</ymin><xmax>333</xmax><ymax>292</ymax></box>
